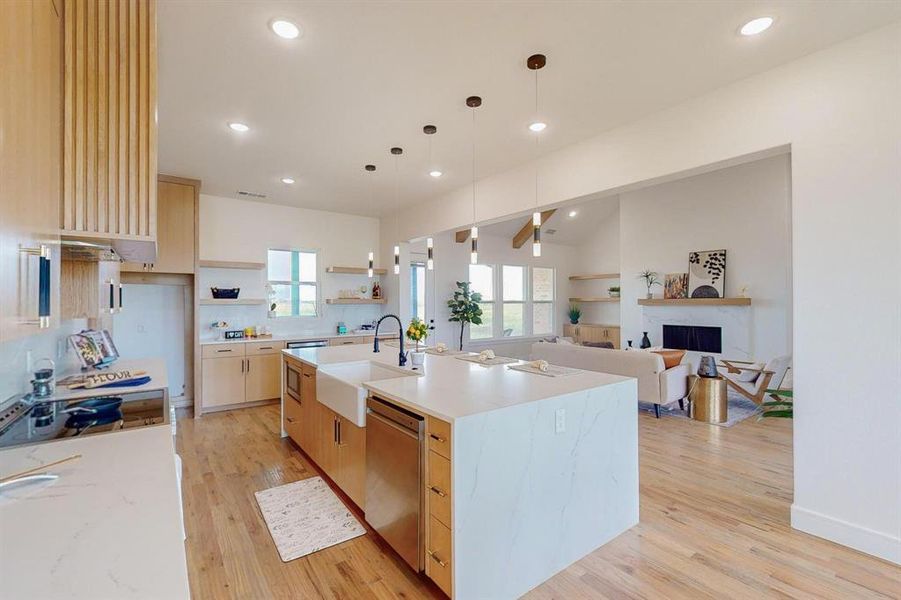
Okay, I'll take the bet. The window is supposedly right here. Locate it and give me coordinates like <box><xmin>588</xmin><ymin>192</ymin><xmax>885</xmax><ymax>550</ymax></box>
<box><xmin>267</xmin><ymin>249</ymin><xmax>318</xmax><ymax>317</ymax></box>
<box><xmin>532</xmin><ymin>267</ymin><xmax>555</xmax><ymax>335</ymax></box>
<box><xmin>502</xmin><ymin>265</ymin><xmax>525</xmax><ymax>336</ymax></box>
<box><xmin>468</xmin><ymin>264</ymin><xmax>494</xmax><ymax>340</ymax></box>
<box><xmin>410</xmin><ymin>262</ymin><xmax>426</xmax><ymax>322</ymax></box>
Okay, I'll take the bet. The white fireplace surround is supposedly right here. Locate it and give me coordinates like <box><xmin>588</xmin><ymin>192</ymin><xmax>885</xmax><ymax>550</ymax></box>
<box><xmin>640</xmin><ymin>304</ymin><xmax>751</xmax><ymax>364</ymax></box>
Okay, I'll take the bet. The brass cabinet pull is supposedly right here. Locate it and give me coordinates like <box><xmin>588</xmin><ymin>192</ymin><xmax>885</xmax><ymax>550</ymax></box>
<box><xmin>286</xmin><ymin>417</ymin><xmax>296</xmax><ymax>423</ymax></box>
<box><xmin>429</xmin><ymin>485</ymin><xmax>447</xmax><ymax>497</ymax></box>
<box><xmin>429</xmin><ymin>433</ymin><xmax>446</xmax><ymax>443</ymax></box>
<box><xmin>303</xmin><ymin>373</ymin><xmax>312</xmax><ymax>378</ymax></box>
<box><xmin>427</xmin><ymin>550</ymin><xmax>448</xmax><ymax>568</ymax></box>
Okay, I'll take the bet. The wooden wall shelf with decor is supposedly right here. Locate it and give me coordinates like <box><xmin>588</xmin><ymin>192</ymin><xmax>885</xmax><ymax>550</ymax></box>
<box><xmin>198</xmin><ymin>260</ymin><xmax>266</xmax><ymax>270</ymax></box>
<box><xmin>326</xmin><ymin>266</ymin><xmax>388</xmax><ymax>275</ymax></box>
<box><xmin>325</xmin><ymin>298</ymin><xmax>386</xmax><ymax>305</ymax></box>
<box><xmin>638</xmin><ymin>298</ymin><xmax>751</xmax><ymax>306</ymax></box>
<box><xmin>568</xmin><ymin>273</ymin><xmax>620</xmax><ymax>281</ymax></box>
<box><xmin>569</xmin><ymin>297</ymin><xmax>620</xmax><ymax>303</ymax></box>
<box><xmin>199</xmin><ymin>298</ymin><xmax>266</xmax><ymax>306</ymax></box>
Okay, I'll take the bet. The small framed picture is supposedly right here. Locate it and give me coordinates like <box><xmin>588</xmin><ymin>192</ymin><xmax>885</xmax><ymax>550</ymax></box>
<box><xmin>688</xmin><ymin>249</ymin><xmax>727</xmax><ymax>298</ymax></box>
<box><xmin>664</xmin><ymin>273</ymin><xmax>689</xmax><ymax>299</ymax></box>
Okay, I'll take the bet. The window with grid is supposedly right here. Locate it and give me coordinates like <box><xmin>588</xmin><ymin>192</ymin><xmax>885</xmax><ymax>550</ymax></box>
<box><xmin>532</xmin><ymin>267</ymin><xmax>555</xmax><ymax>335</ymax></box>
<box><xmin>468</xmin><ymin>264</ymin><xmax>494</xmax><ymax>340</ymax></box>
<box><xmin>267</xmin><ymin>249</ymin><xmax>318</xmax><ymax>317</ymax></box>
<box><xmin>502</xmin><ymin>265</ymin><xmax>525</xmax><ymax>337</ymax></box>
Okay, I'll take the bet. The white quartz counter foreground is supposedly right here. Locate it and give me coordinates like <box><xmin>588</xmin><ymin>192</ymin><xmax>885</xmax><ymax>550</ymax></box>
<box><xmin>200</xmin><ymin>329</ymin><xmax>400</xmax><ymax>346</ymax></box>
<box><xmin>282</xmin><ymin>345</ymin><xmax>632</xmax><ymax>422</ymax></box>
<box><xmin>0</xmin><ymin>426</ymin><xmax>190</xmax><ymax>599</ymax></box>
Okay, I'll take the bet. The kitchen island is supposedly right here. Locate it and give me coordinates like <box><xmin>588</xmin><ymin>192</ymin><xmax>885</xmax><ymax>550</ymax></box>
<box><xmin>281</xmin><ymin>344</ymin><xmax>638</xmax><ymax>599</ymax></box>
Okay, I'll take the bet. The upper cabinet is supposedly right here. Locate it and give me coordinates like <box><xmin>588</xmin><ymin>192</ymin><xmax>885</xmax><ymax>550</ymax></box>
<box><xmin>61</xmin><ymin>0</ymin><xmax>158</xmax><ymax>262</ymax></box>
<box><xmin>0</xmin><ymin>0</ymin><xmax>63</xmax><ymax>342</ymax></box>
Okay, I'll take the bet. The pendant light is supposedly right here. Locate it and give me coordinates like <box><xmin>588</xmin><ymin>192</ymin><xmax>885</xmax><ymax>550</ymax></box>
<box><xmin>391</xmin><ymin>147</ymin><xmax>403</xmax><ymax>275</ymax></box>
<box><xmin>424</xmin><ymin>124</ymin><xmax>441</xmax><ymax>177</ymax></box>
<box><xmin>528</xmin><ymin>53</ymin><xmax>547</xmax><ymax>258</ymax></box>
<box><xmin>426</xmin><ymin>237</ymin><xmax>434</xmax><ymax>270</ymax></box>
<box><xmin>467</xmin><ymin>96</ymin><xmax>482</xmax><ymax>264</ymax></box>
<box><xmin>364</xmin><ymin>164</ymin><xmax>376</xmax><ymax>277</ymax></box>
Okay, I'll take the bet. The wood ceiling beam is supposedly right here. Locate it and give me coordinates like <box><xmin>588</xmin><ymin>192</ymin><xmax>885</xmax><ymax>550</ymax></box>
<box><xmin>512</xmin><ymin>209</ymin><xmax>555</xmax><ymax>249</ymax></box>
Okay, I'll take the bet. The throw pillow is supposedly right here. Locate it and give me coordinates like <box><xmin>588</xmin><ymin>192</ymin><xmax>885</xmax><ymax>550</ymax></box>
<box><xmin>651</xmin><ymin>349</ymin><xmax>686</xmax><ymax>369</ymax></box>
<box><xmin>737</xmin><ymin>363</ymin><xmax>764</xmax><ymax>382</ymax></box>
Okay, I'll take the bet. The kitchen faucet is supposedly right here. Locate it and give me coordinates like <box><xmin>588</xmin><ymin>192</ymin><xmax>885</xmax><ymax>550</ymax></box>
<box><xmin>373</xmin><ymin>314</ymin><xmax>406</xmax><ymax>367</ymax></box>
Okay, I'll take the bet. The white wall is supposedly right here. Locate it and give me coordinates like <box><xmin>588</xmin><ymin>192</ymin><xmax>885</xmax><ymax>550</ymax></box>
<box><xmin>618</xmin><ymin>155</ymin><xmax>792</xmax><ymax>360</ymax></box>
<box><xmin>570</xmin><ymin>204</ymin><xmax>621</xmax><ymax>326</ymax></box>
<box><xmin>425</xmin><ymin>230</ymin><xmax>577</xmax><ymax>358</ymax></box>
<box><xmin>199</xmin><ymin>194</ymin><xmax>389</xmax><ymax>338</ymax></box>
<box><xmin>0</xmin><ymin>320</ymin><xmax>87</xmax><ymax>400</ymax></box>
<box><xmin>387</xmin><ymin>25</ymin><xmax>901</xmax><ymax>563</ymax></box>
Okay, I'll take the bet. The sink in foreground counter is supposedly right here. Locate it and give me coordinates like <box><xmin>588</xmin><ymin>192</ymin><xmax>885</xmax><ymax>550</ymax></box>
<box><xmin>316</xmin><ymin>361</ymin><xmax>419</xmax><ymax>426</ymax></box>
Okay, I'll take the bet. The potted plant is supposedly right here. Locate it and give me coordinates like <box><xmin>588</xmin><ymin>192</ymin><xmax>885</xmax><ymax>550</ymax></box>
<box><xmin>568</xmin><ymin>303</ymin><xmax>582</xmax><ymax>325</ymax></box>
<box><xmin>447</xmin><ymin>281</ymin><xmax>483</xmax><ymax>351</ymax></box>
<box><xmin>608</xmin><ymin>286</ymin><xmax>621</xmax><ymax>298</ymax></box>
<box><xmin>406</xmin><ymin>317</ymin><xmax>429</xmax><ymax>366</ymax></box>
<box><xmin>638</xmin><ymin>270</ymin><xmax>661</xmax><ymax>299</ymax></box>
<box><xmin>759</xmin><ymin>389</ymin><xmax>793</xmax><ymax>420</ymax></box>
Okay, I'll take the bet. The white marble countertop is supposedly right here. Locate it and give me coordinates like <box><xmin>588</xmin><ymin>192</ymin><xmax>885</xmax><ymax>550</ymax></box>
<box><xmin>0</xmin><ymin>425</ymin><xmax>190</xmax><ymax>599</ymax></box>
<box><xmin>282</xmin><ymin>345</ymin><xmax>631</xmax><ymax>421</ymax></box>
<box><xmin>200</xmin><ymin>329</ymin><xmax>399</xmax><ymax>346</ymax></box>
<box><xmin>45</xmin><ymin>358</ymin><xmax>169</xmax><ymax>403</ymax></box>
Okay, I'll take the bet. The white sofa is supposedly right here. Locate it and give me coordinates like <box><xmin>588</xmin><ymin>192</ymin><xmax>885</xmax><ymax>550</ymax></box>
<box><xmin>531</xmin><ymin>342</ymin><xmax>691</xmax><ymax>417</ymax></box>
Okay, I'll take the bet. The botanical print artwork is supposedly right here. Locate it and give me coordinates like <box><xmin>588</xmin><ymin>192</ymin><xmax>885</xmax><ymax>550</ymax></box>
<box><xmin>664</xmin><ymin>273</ymin><xmax>689</xmax><ymax>299</ymax></box>
<box><xmin>688</xmin><ymin>250</ymin><xmax>727</xmax><ymax>298</ymax></box>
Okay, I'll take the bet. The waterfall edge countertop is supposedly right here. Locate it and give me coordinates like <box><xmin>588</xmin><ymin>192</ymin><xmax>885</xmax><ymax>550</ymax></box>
<box><xmin>282</xmin><ymin>344</ymin><xmax>632</xmax><ymax>422</ymax></box>
<box><xmin>0</xmin><ymin>425</ymin><xmax>190</xmax><ymax>599</ymax></box>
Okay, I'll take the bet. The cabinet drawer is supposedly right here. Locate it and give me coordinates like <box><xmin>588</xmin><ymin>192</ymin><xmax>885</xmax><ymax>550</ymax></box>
<box><xmin>329</xmin><ymin>337</ymin><xmax>358</xmax><ymax>346</ymax></box>
<box><xmin>428</xmin><ymin>451</ymin><xmax>451</xmax><ymax>528</ymax></box>
<box><xmin>427</xmin><ymin>516</ymin><xmax>452</xmax><ymax>597</ymax></box>
<box><xmin>427</xmin><ymin>416</ymin><xmax>451</xmax><ymax>459</ymax></box>
<box><xmin>284</xmin><ymin>395</ymin><xmax>302</xmax><ymax>437</ymax></box>
<box><xmin>202</xmin><ymin>343</ymin><xmax>246</xmax><ymax>359</ymax></box>
<box><xmin>246</xmin><ymin>340</ymin><xmax>285</xmax><ymax>355</ymax></box>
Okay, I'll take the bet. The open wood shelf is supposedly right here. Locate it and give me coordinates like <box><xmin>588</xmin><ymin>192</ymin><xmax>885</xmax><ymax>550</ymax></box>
<box><xmin>325</xmin><ymin>298</ymin><xmax>387</xmax><ymax>305</ymax></box>
<box><xmin>199</xmin><ymin>298</ymin><xmax>267</xmax><ymax>306</ymax></box>
<box><xmin>326</xmin><ymin>266</ymin><xmax>388</xmax><ymax>275</ymax></box>
<box><xmin>638</xmin><ymin>298</ymin><xmax>751</xmax><ymax>306</ymax></box>
<box><xmin>198</xmin><ymin>260</ymin><xmax>266</xmax><ymax>270</ymax></box>
<box><xmin>568</xmin><ymin>297</ymin><xmax>620</xmax><ymax>303</ymax></box>
<box><xmin>568</xmin><ymin>273</ymin><xmax>620</xmax><ymax>281</ymax></box>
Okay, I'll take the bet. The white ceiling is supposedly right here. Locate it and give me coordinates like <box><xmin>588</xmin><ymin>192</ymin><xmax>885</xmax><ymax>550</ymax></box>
<box><xmin>157</xmin><ymin>1</ymin><xmax>901</xmax><ymax>217</ymax></box>
<box><xmin>479</xmin><ymin>195</ymin><xmax>620</xmax><ymax>246</ymax></box>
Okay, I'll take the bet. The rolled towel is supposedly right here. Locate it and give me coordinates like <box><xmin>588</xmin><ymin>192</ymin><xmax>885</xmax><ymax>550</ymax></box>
<box><xmin>478</xmin><ymin>349</ymin><xmax>496</xmax><ymax>362</ymax></box>
<box><xmin>530</xmin><ymin>359</ymin><xmax>549</xmax><ymax>373</ymax></box>
<box><xmin>435</xmin><ymin>342</ymin><xmax>448</xmax><ymax>353</ymax></box>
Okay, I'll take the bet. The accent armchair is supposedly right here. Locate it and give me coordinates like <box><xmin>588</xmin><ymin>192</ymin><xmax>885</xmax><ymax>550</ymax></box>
<box><xmin>719</xmin><ymin>355</ymin><xmax>792</xmax><ymax>405</ymax></box>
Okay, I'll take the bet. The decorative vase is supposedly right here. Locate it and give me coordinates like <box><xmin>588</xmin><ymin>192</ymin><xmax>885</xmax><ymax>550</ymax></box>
<box><xmin>646</xmin><ymin>292</ymin><xmax>653</xmax><ymax>300</ymax></box>
<box><xmin>627</xmin><ymin>340</ymin><xmax>633</xmax><ymax>348</ymax></box>
<box><xmin>640</xmin><ymin>332</ymin><xmax>651</xmax><ymax>349</ymax></box>
<box><xmin>570</xmin><ymin>318</ymin><xmax>579</xmax><ymax>325</ymax></box>
<box><xmin>411</xmin><ymin>351</ymin><xmax>425</xmax><ymax>367</ymax></box>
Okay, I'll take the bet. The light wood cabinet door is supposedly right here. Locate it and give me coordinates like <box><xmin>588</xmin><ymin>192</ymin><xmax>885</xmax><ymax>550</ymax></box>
<box><xmin>122</xmin><ymin>178</ymin><xmax>196</xmax><ymax>273</ymax></box>
<box><xmin>336</xmin><ymin>417</ymin><xmax>366</xmax><ymax>509</ymax></box>
<box><xmin>317</xmin><ymin>405</ymin><xmax>339</xmax><ymax>479</ymax></box>
<box><xmin>284</xmin><ymin>394</ymin><xmax>303</xmax><ymax>443</ymax></box>
<box><xmin>245</xmin><ymin>355</ymin><xmax>280</xmax><ymax>402</ymax></box>
<box><xmin>427</xmin><ymin>516</ymin><xmax>453</xmax><ymax>597</ymax></box>
<box><xmin>299</xmin><ymin>366</ymin><xmax>318</xmax><ymax>457</ymax></box>
<box><xmin>60</xmin><ymin>259</ymin><xmax>120</xmax><ymax>320</ymax></box>
<box><xmin>201</xmin><ymin>356</ymin><xmax>246</xmax><ymax>408</ymax></box>
<box><xmin>61</xmin><ymin>0</ymin><xmax>157</xmax><ymax>242</ymax></box>
<box><xmin>0</xmin><ymin>0</ymin><xmax>62</xmax><ymax>342</ymax></box>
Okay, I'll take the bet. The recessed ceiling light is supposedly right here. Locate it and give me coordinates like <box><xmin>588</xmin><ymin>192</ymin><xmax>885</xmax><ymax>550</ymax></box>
<box><xmin>228</xmin><ymin>122</ymin><xmax>249</xmax><ymax>132</ymax></box>
<box><xmin>740</xmin><ymin>17</ymin><xmax>774</xmax><ymax>36</ymax></box>
<box><xmin>429</xmin><ymin>170</ymin><xmax>443</xmax><ymax>178</ymax></box>
<box><xmin>529</xmin><ymin>121</ymin><xmax>547</xmax><ymax>132</ymax></box>
<box><xmin>270</xmin><ymin>19</ymin><xmax>301</xmax><ymax>40</ymax></box>
<box><xmin>568</xmin><ymin>210</ymin><xmax>578</xmax><ymax>218</ymax></box>
<box><xmin>281</xmin><ymin>177</ymin><xmax>295</xmax><ymax>184</ymax></box>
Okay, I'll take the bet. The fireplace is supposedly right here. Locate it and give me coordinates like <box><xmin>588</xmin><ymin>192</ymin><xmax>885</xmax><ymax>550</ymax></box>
<box><xmin>663</xmin><ymin>325</ymin><xmax>722</xmax><ymax>353</ymax></box>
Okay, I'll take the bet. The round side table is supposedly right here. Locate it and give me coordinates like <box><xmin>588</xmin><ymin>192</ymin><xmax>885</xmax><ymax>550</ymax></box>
<box><xmin>688</xmin><ymin>374</ymin><xmax>728</xmax><ymax>424</ymax></box>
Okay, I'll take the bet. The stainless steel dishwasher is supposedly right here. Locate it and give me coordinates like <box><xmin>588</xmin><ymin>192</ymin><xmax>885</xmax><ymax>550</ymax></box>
<box><xmin>365</xmin><ymin>396</ymin><xmax>424</xmax><ymax>571</ymax></box>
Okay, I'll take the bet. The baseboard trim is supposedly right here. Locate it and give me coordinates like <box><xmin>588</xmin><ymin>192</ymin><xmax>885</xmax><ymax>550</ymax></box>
<box><xmin>791</xmin><ymin>504</ymin><xmax>900</xmax><ymax>565</ymax></box>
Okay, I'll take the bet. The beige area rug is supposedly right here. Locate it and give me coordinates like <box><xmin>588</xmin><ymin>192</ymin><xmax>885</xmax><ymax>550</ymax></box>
<box><xmin>255</xmin><ymin>477</ymin><xmax>365</xmax><ymax>562</ymax></box>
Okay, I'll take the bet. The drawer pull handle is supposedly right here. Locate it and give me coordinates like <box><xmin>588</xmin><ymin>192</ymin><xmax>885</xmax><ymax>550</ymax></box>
<box><xmin>429</xmin><ymin>433</ymin><xmax>446</xmax><ymax>443</ymax></box>
<box><xmin>427</xmin><ymin>550</ymin><xmax>448</xmax><ymax>568</ymax></box>
<box><xmin>286</xmin><ymin>417</ymin><xmax>296</xmax><ymax>423</ymax></box>
<box><xmin>303</xmin><ymin>373</ymin><xmax>312</xmax><ymax>378</ymax></box>
<box><xmin>429</xmin><ymin>485</ymin><xmax>447</xmax><ymax>497</ymax></box>
<box><xmin>217</xmin><ymin>349</ymin><xmax>232</xmax><ymax>353</ymax></box>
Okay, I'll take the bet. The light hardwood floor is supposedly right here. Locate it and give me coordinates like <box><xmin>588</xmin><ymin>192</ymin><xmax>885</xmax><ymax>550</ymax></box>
<box><xmin>176</xmin><ymin>406</ymin><xmax>900</xmax><ymax>599</ymax></box>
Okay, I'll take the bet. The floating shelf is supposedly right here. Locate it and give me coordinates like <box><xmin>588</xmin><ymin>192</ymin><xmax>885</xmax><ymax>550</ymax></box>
<box><xmin>638</xmin><ymin>298</ymin><xmax>752</xmax><ymax>306</ymax></box>
<box><xmin>199</xmin><ymin>298</ymin><xmax>267</xmax><ymax>306</ymax></box>
<box><xmin>569</xmin><ymin>297</ymin><xmax>620</xmax><ymax>303</ymax></box>
<box><xmin>568</xmin><ymin>273</ymin><xmax>620</xmax><ymax>281</ymax></box>
<box><xmin>326</xmin><ymin>266</ymin><xmax>388</xmax><ymax>275</ymax></box>
<box><xmin>325</xmin><ymin>298</ymin><xmax>387</xmax><ymax>305</ymax></box>
<box><xmin>199</xmin><ymin>260</ymin><xmax>266</xmax><ymax>270</ymax></box>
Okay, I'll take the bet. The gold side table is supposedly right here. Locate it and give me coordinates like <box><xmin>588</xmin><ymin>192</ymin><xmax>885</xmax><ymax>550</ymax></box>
<box><xmin>688</xmin><ymin>374</ymin><xmax>728</xmax><ymax>424</ymax></box>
